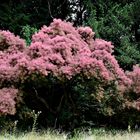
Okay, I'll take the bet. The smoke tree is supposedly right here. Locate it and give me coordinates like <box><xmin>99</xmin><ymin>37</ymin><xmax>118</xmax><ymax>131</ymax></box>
<box><xmin>0</xmin><ymin>19</ymin><xmax>140</xmax><ymax>129</ymax></box>
<box><xmin>0</xmin><ymin>30</ymin><xmax>26</xmax><ymax>115</ymax></box>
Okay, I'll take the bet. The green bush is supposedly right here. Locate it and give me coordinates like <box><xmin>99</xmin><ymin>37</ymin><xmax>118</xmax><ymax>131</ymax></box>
<box><xmin>21</xmin><ymin>25</ymin><xmax>38</xmax><ymax>46</ymax></box>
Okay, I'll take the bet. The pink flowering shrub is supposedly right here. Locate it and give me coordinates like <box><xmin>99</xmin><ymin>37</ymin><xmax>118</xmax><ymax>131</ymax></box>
<box><xmin>20</xmin><ymin>19</ymin><xmax>130</xmax><ymax>86</ymax></box>
<box><xmin>0</xmin><ymin>31</ymin><xmax>26</xmax><ymax>86</ymax></box>
<box><xmin>25</xmin><ymin>19</ymin><xmax>108</xmax><ymax>81</ymax></box>
<box><xmin>20</xmin><ymin>19</ymin><xmax>134</xmax><ymax>128</ymax></box>
<box><xmin>126</xmin><ymin>65</ymin><xmax>140</xmax><ymax>110</ymax></box>
<box><xmin>0</xmin><ymin>31</ymin><xmax>26</xmax><ymax>116</ymax></box>
<box><xmin>0</xmin><ymin>19</ymin><xmax>140</xmax><ymax>129</ymax></box>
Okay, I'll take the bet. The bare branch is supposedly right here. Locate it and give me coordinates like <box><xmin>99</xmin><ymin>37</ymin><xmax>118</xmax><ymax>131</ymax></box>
<box><xmin>47</xmin><ymin>0</ymin><xmax>54</xmax><ymax>19</ymax></box>
<box><xmin>33</xmin><ymin>87</ymin><xmax>56</xmax><ymax>114</ymax></box>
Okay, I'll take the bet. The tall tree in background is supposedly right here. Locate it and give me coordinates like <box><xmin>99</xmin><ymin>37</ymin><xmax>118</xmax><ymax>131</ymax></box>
<box><xmin>130</xmin><ymin>0</ymin><xmax>140</xmax><ymax>43</ymax></box>
<box><xmin>86</xmin><ymin>0</ymin><xmax>140</xmax><ymax>70</ymax></box>
<box><xmin>67</xmin><ymin>0</ymin><xmax>88</xmax><ymax>26</ymax></box>
<box><xmin>0</xmin><ymin>0</ymin><xmax>90</xmax><ymax>33</ymax></box>
<box><xmin>0</xmin><ymin>0</ymin><xmax>71</xmax><ymax>34</ymax></box>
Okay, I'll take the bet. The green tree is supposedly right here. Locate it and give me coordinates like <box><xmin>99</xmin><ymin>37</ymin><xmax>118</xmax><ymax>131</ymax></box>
<box><xmin>0</xmin><ymin>0</ymin><xmax>71</xmax><ymax>34</ymax></box>
<box><xmin>86</xmin><ymin>0</ymin><xmax>140</xmax><ymax>70</ymax></box>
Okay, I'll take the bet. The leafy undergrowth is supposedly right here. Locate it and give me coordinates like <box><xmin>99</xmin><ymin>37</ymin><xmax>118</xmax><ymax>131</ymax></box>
<box><xmin>0</xmin><ymin>128</ymin><xmax>140</xmax><ymax>140</ymax></box>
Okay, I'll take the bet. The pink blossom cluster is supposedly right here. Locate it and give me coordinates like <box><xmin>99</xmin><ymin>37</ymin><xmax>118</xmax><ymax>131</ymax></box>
<box><xmin>0</xmin><ymin>30</ymin><xmax>25</xmax><ymax>52</ymax></box>
<box><xmin>0</xmin><ymin>87</ymin><xmax>18</xmax><ymax>115</ymax></box>
<box><xmin>91</xmin><ymin>49</ymin><xmax>132</xmax><ymax>87</ymax></box>
<box><xmin>77</xmin><ymin>27</ymin><xmax>95</xmax><ymax>47</ymax></box>
<box><xmin>92</xmin><ymin>39</ymin><xmax>114</xmax><ymax>53</ymax></box>
<box><xmin>126</xmin><ymin>65</ymin><xmax>140</xmax><ymax>110</ymax></box>
<box><xmin>0</xmin><ymin>31</ymin><xmax>26</xmax><ymax>85</ymax></box>
<box><xmin>0</xmin><ymin>31</ymin><xmax>26</xmax><ymax>115</ymax></box>
<box><xmin>27</xmin><ymin>19</ymin><xmax>126</xmax><ymax>82</ymax></box>
<box><xmin>127</xmin><ymin>65</ymin><xmax>140</xmax><ymax>94</ymax></box>
<box><xmin>1</xmin><ymin>19</ymin><xmax>140</xmax><ymax>115</ymax></box>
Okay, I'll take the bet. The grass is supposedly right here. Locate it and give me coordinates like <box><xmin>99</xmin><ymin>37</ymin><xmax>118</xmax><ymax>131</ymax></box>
<box><xmin>0</xmin><ymin>128</ymin><xmax>140</xmax><ymax>140</ymax></box>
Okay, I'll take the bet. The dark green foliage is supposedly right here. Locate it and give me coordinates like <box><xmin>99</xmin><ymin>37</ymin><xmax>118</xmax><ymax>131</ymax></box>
<box><xmin>0</xmin><ymin>0</ymin><xmax>71</xmax><ymax>35</ymax></box>
<box><xmin>21</xmin><ymin>25</ymin><xmax>38</xmax><ymax>45</ymax></box>
<box><xmin>130</xmin><ymin>0</ymin><xmax>140</xmax><ymax>43</ymax></box>
<box><xmin>14</xmin><ymin>73</ymin><xmax>129</xmax><ymax>130</ymax></box>
<box><xmin>86</xmin><ymin>1</ymin><xmax>140</xmax><ymax>70</ymax></box>
<box><xmin>0</xmin><ymin>0</ymin><xmax>31</xmax><ymax>34</ymax></box>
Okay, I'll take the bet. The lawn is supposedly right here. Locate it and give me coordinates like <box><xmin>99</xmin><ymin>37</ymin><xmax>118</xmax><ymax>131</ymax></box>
<box><xmin>0</xmin><ymin>128</ymin><xmax>140</xmax><ymax>140</ymax></box>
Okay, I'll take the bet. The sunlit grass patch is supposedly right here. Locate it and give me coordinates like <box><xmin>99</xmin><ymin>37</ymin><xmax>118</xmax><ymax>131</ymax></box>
<box><xmin>0</xmin><ymin>128</ymin><xmax>140</xmax><ymax>140</ymax></box>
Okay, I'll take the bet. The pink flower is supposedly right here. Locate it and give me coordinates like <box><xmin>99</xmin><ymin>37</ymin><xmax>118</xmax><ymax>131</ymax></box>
<box><xmin>0</xmin><ymin>87</ymin><xmax>18</xmax><ymax>115</ymax></box>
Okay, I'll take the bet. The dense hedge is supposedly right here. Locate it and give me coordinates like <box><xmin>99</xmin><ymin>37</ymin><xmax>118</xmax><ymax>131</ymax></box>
<box><xmin>0</xmin><ymin>19</ymin><xmax>140</xmax><ymax>130</ymax></box>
